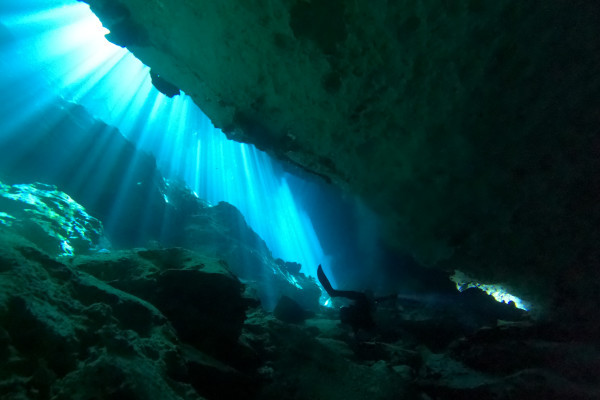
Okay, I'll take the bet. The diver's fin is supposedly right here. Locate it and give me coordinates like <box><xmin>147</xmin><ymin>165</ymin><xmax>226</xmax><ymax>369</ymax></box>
<box><xmin>317</xmin><ymin>265</ymin><xmax>368</xmax><ymax>302</ymax></box>
<box><xmin>317</xmin><ymin>264</ymin><xmax>337</xmax><ymax>296</ymax></box>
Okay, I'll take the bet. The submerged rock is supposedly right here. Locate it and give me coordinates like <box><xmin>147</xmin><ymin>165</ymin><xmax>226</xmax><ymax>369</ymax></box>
<box><xmin>1</xmin><ymin>217</ymin><xmax>598</xmax><ymax>399</ymax></box>
<box><xmin>82</xmin><ymin>0</ymin><xmax>600</xmax><ymax>336</ymax></box>
<box><xmin>0</xmin><ymin>96</ymin><xmax>168</xmax><ymax>249</ymax></box>
<box><xmin>242</xmin><ymin>309</ymin><xmax>414</xmax><ymax>400</ymax></box>
<box><xmin>0</xmin><ymin>181</ymin><xmax>106</xmax><ymax>257</ymax></box>
<box><xmin>150</xmin><ymin>69</ymin><xmax>181</xmax><ymax>97</ymax></box>
<box><xmin>0</xmin><ymin>85</ymin><xmax>320</xmax><ymax>313</ymax></box>
<box><xmin>74</xmin><ymin>247</ymin><xmax>254</xmax><ymax>361</ymax></box>
<box><xmin>0</xmin><ymin>230</ymin><xmax>201</xmax><ymax>400</ymax></box>
<box><xmin>273</xmin><ymin>295</ymin><xmax>314</xmax><ymax>324</ymax></box>
<box><xmin>179</xmin><ymin>199</ymin><xmax>321</xmax><ymax>312</ymax></box>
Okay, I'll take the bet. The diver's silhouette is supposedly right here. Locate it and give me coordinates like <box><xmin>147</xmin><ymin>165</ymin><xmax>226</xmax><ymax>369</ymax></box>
<box><xmin>317</xmin><ymin>265</ymin><xmax>375</xmax><ymax>332</ymax></box>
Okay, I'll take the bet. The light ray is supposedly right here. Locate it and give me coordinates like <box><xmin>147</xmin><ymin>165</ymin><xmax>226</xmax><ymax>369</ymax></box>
<box><xmin>0</xmin><ymin>0</ymin><xmax>328</xmax><ymax>278</ymax></box>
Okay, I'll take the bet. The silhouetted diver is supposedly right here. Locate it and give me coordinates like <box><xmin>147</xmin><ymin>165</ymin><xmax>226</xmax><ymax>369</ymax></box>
<box><xmin>317</xmin><ymin>264</ymin><xmax>375</xmax><ymax>332</ymax></box>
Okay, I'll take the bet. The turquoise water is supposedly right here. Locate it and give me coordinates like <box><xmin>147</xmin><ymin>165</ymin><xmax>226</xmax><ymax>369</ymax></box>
<box><xmin>0</xmin><ymin>0</ymin><xmax>328</xmax><ymax>277</ymax></box>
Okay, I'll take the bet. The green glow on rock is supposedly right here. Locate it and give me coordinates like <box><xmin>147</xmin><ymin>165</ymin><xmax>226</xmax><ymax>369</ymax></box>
<box><xmin>0</xmin><ymin>181</ymin><xmax>105</xmax><ymax>256</ymax></box>
<box><xmin>0</xmin><ymin>211</ymin><xmax>16</xmax><ymax>226</ymax></box>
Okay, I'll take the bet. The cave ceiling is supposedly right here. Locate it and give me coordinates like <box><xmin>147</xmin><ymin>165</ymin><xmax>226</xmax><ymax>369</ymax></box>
<box><xmin>81</xmin><ymin>0</ymin><xmax>600</xmax><ymax>313</ymax></box>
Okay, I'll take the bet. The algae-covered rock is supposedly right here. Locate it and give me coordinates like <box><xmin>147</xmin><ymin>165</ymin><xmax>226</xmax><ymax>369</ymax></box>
<box><xmin>0</xmin><ymin>181</ymin><xmax>106</xmax><ymax>256</ymax></box>
<box><xmin>73</xmin><ymin>247</ymin><xmax>254</xmax><ymax>361</ymax></box>
<box><xmin>0</xmin><ymin>230</ymin><xmax>201</xmax><ymax>400</ymax></box>
<box><xmin>179</xmin><ymin>199</ymin><xmax>322</xmax><ymax>312</ymax></box>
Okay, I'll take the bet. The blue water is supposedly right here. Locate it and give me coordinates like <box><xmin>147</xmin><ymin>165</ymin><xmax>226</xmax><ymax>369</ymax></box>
<box><xmin>0</xmin><ymin>0</ymin><xmax>369</xmax><ymax>282</ymax></box>
<box><xmin>0</xmin><ymin>0</ymin><xmax>533</xmax><ymax>310</ymax></box>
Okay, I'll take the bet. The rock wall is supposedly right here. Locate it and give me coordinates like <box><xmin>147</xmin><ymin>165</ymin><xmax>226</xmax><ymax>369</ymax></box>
<box><xmin>81</xmin><ymin>0</ymin><xmax>600</xmax><ymax>319</ymax></box>
<box><xmin>0</xmin><ymin>97</ymin><xmax>167</xmax><ymax>248</ymax></box>
<box><xmin>0</xmin><ymin>90</ymin><xmax>320</xmax><ymax>311</ymax></box>
<box><xmin>0</xmin><ymin>230</ymin><xmax>206</xmax><ymax>399</ymax></box>
<box><xmin>1</xmin><ymin>182</ymin><xmax>598</xmax><ymax>399</ymax></box>
<box><xmin>0</xmin><ymin>182</ymin><xmax>105</xmax><ymax>257</ymax></box>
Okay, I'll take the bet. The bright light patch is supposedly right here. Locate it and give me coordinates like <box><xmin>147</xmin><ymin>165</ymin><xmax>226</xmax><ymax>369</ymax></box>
<box><xmin>2</xmin><ymin>1</ymin><xmax>145</xmax><ymax>111</ymax></box>
<box><xmin>1</xmin><ymin>0</ymin><xmax>327</xmax><ymax>277</ymax></box>
<box><xmin>285</xmin><ymin>275</ymin><xmax>302</xmax><ymax>290</ymax></box>
<box><xmin>451</xmin><ymin>270</ymin><xmax>530</xmax><ymax>311</ymax></box>
<box><xmin>61</xmin><ymin>240</ymin><xmax>74</xmax><ymax>256</ymax></box>
<box><xmin>0</xmin><ymin>182</ymin><xmax>104</xmax><ymax>256</ymax></box>
<box><xmin>183</xmin><ymin>125</ymin><xmax>327</xmax><ymax>276</ymax></box>
<box><xmin>0</xmin><ymin>212</ymin><xmax>16</xmax><ymax>226</ymax></box>
<box><xmin>4</xmin><ymin>3</ymin><xmax>126</xmax><ymax>79</ymax></box>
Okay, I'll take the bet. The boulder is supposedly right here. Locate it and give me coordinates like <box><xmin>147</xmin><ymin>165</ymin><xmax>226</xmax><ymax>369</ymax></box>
<box><xmin>0</xmin><ymin>230</ymin><xmax>201</xmax><ymax>400</ymax></box>
<box><xmin>74</xmin><ymin>247</ymin><xmax>252</xmax><ymax>361</ymax></box>
<box><xmin>0</xmin><ymin>181</ymin><xmax>105</xmax><ymax>256</ymax></box>
<box><xmin>273</xmin><ymin>295</ymin><xmax>314</xmax><ymax>324</ymax></box>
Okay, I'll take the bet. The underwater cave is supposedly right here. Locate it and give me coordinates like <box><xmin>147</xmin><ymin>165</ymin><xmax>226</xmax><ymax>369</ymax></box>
<box><xmin>0</xmin><ymin>0</ymin><xmax>599</xmax><ymax>399</ymax></box>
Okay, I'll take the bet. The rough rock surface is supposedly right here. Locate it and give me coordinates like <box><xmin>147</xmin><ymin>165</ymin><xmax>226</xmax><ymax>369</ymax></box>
<box><xmin>72</xmin><ymin>247</ymin><xmax>253</xmax><ymax>362</ymax></box>
<box><xmin>0</xmin><ymin>91</ymin><xmax>321</xmax><ymax>312</ymax></box>
<box><xmin>0</xmin><ymin>96</ymin><xmax>167</xmax><ymax>249</ymax></box>
<box><xmin>0</xmin><ymin>181</ymin><xmax>105</xmax><ymax>257</ymax></box>
<box><xmin>243</xmin><ymin>309</ymin><xmax>413</xmax><ymax>400</ymax></box>
<box><xmin>1</xmin><ymin>201</ymin><xmax>598</xmax><ymax>399</ymax></box>
<box><xmin>177</xmin><ymin>199</ymin><xmax>321</xmax><ymax>311</ymax></box>
<box><xmin>242</xmin><ymin>297</ymin><xmax>600</xmax><ymax>400</ymax></box>
<box><xmin>0</xmin><ymin>230</ymin><xmax>203</xmax><ymax>400</ymax></box>
<box><xmin>82</xmin><ymin>0</ymin><xmax>600</xmax><ymax>320</ymax></box>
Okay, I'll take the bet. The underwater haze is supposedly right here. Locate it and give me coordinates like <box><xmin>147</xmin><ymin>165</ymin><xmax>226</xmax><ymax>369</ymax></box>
<box><xmin>2</xmin><ymin>1</ymin><xmax>595</xmax><ymax>399</ymax></box>
<box><xmin>0</xmin><ymin>0</ymin><xmax>387</xmax><ymax>290</ymax></box>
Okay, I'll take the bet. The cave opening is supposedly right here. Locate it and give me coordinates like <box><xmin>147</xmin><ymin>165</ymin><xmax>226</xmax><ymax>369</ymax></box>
<box><xmin>0</xmin><ymin>0</ymin><xmax>532</xmax><ymax>307</ymax></box>
<box><xmin>0</xmin><ymin>0</ymin><xmax>391</xmax><ymax>293</ymax></box>
<box><xmin>3</xmin><ymin>1</ymin><xmax>599</xmax><ymax>399</ymax></box>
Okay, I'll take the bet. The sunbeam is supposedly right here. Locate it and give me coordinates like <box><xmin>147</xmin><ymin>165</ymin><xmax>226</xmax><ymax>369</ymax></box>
<box><xmin>2</xmin><ymin>1</ymin><xmax>597</xmax><ymax>397</ymax></box>
<box><xmin>0</xmin><ymin>0</ymin><xmax>328</xmax><ymax>278</ymax></box>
